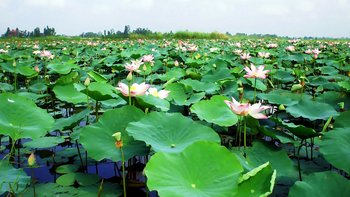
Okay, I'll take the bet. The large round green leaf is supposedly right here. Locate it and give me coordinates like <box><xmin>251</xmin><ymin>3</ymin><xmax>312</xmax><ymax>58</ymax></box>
<box><xmin>81</xmin><ymin>82</ymin><xmax>118</xmax><ymax>101</ymax></box>
<box><xmin>286</xmin><ymin>99</ymin><xmax>338</xmax><ymax>121</ymax></box>
<box><xmin>144</xmin><ymin>141</ymin><xmax>243</xmax><ymax>197</ymax></box>
<box><xmin>319</xmin><ymin>128</ymin><xmax>350</xmax><ymax>174</ymax></box>
<box><xmin>180</xmin><ymin>78</ymin><xmax>219</xmax><ymax>94</ymax></box>
<box><xmin>53</xmin><ymin>83</ymin><xmax>87</xmax><ymax>104</ymax></box>
<box><xmin>127</xmin><ymin>112</ymin><xmax>221</xmax><ymax>153</ymax></box>
<box><xmin>80</xmin><ymin>106</ymin><xmax>149</xmax><ymax>162</ymax></box>
<box><xmin>243</xmin><ymin>141</ymin><xmax>297</xmax><ymax>178</ymax></box>
<box><xmin>56</xmin><ymin>173</ymin><xmax>100</xmax><ymax>186</ymax></box>
<box><xmin>0</xmin><ymin>93</ymin><xmax>54</xmax><ymax>140</ymax></box>
<box><xmin>334</xmin><ymin>110</ymin><xmax>350</xmax><ymax>128</ymax></box>
<box><xmin>190</xmin><ymin>95</ymin><xmax>238</xmax><ymax>127</ymax></box>
<box><xmin>48</xmin><ymin>61</ymin><xmax>80</xmax><ymax>74</ymax></box>
<box><xmin>236</xmin><ymin>162</ymin><xmax>276</xmax><ymax>197</ymax></box>
<box><xmin>136</xmin><ymin>95</ymin><xmax>170</xmax><ymax>111</ymax></box>
<box><xmin>0</xmin><ymin>161</ymin><xmax>31</xmax><ymax>195</ymax></box>
<box><xmin>289</xmin><ymin>171</ymin><xmax>350</xmax><ymax>197</ymax></box>
<box><xmin>24</xmin><ymin>136</ymin><xmax>65</xmax><ymax>149</ymax></box>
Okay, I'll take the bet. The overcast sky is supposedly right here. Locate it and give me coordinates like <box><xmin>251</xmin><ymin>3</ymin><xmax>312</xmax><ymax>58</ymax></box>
<box><xmin>1</xmin><ymin>0</ymin><xmax>350</xmax><ymax>38</ymax></box>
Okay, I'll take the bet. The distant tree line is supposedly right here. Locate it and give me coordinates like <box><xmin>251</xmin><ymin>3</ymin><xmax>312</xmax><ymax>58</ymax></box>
<box><xmin>80</xmin><ymin>25</ymin><xmax>156</xmax><ymax>38</ymax></box>
<box><xmin>1</xmin><ymin>26</ymin><xmax>56</xmax><ymax>38</ymax></box>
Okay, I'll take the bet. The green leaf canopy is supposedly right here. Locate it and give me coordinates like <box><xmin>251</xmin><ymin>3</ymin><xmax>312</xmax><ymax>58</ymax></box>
<box><xmin>127</xmin><ymin>112</ymin><xmax>221</xmax><ymax>153</ymax></box>
<box><xmin>144</xmin><ymin>141</ymin><xmax>243</xmax><ymax>197</ymax></box>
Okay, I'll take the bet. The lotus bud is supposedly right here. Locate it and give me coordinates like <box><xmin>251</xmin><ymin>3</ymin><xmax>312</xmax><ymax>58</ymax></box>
<box><xmin>278</xmin><ymin>104</ymin><xmax>285</xmax><ymax>111</ymax></box>
<box><xmin>143</xmin><ymin>64</ymin><xmax>147</xmax><ymax>71</ymax></box>
<box><xmin>237</xmin><ymin>87</ymin><xmax>244</xmax><ymax>94</ymax></box>
<box><xmin>338</xmin><ymin>102</ymin><xmax>345</xmax><ymax>111</ymax></box>
<box><xmin>112</xmin><ymin>132</ymin><xmax>122</xmax><ymax>141</ymax></box>
<box><xmin>84</xmin><ymin>77</ymin><xmax>90</xmax><ymax>86</ymax></box>
<box><xmin>174</xmin><ymin>60</ymin><xmax>179</xmax><ymax>67</ymax></box>
<box><xmin>34</xmin><ymin>65</ymin><xmax>40</xmax><ymax>73</ymax></box>
<box><xmin>126</xmin><ymin>72</ymin><xmax>133</xmax><ymax>81</ymax></box>
<box><xmin>291</xmin><ymin>84</ymin><xmax>303</xmax><ymax>92</ymax></box>
<box><xmin>28</xmin><ymin>153</ymin><xmax>36</xmax><ymax>167</ymax></box>
<box><xmin>13</xmin><ymin>61</ymin><xmax>16</xmax><ymax>67</ymax></box>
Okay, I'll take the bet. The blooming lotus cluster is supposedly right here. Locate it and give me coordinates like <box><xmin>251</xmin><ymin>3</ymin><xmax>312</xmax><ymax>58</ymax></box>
<box><xmin>244</xmin><ymin>64</ymin><xmax>270</xmax><ymax>79</ymax></box>
<box><xmin>39</xmin><ymin>50</ymin><xmax>54</xmax><ymax>59</ymax></box>
<box><xmin>147</xmin><ymin>88</ymin><xmax>170</xmax><ymax>99</ymax></box>
<box><xmin>305</xmin><ymin>48</ymin><xmax>321</xmax><ymax>58</ymax></box>
<box><xmin>224</xmin><ymin>97</ymin><xmax>270</xmax><ymax>119</ymax></box>
<box><xmin>116</xmin><ymin>82</ymin><xmax>150</xmax><ymax>97</ymax></box>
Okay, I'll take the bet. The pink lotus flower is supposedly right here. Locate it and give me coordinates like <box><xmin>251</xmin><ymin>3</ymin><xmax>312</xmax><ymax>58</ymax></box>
<box><xmin>142</xmin><ymin>54</ymin><xmax>154</xmax><ymax>63</ymax></box>
<box><xmin>224</xmin><ymin>97</ymin><xmax>270</xmax><ymax>119</ymax></box>
<box><xmin>40</xmin><ymin>50</ymin><xmax>54</xmax><ymax>59</ymax></box>
<box><xmin>116</xmin><ymin>82</ymin><xmax>150</xmax><ymax>97</ymax></box>
<box><xmin>125</xmin><ymin>59</ymin><xmax>143</xmax><ymax>73</ymax></box>
<box><xmin>258</xmin><ymin>52</ymin><xmax>270</xmax><ymax>58</ymax></box>
<box><xmin>147</xmin><ymin>88</ymin><xmax>170</xmax><ymax>99</ymax></box>
<box><xmin>285</xmin><ymin>46</ymin><xmax>295</xmax><ymax>52</ymax></box>
<box><xmin>304</xmin><ymin>49</ymin><xmax>312</xmax><ymax>54</ymax></box>
<box><xmin>240</xmin><ymin>52</ymin><xmax>251</xmax><ymax>60</ymax></box>
<box><xmin>244</xmin><ymin>64</ymin><xmax>270</xmax><ymax>79</ymax></box>
<box><xmin>234</xmin><ymin>42</ymin><xmax>242</xmax><ymax>48</ymax></box>
<box><xmin>312</xmin><ymin>48</ymin><xmax>321</xmax><ymax>58</ymax></box>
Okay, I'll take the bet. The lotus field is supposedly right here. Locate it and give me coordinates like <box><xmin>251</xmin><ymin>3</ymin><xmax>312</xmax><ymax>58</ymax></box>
<box><xmin>1</xmin><ymin>38</ymin><xmax>350</xmax><ymax>197</ymax></box>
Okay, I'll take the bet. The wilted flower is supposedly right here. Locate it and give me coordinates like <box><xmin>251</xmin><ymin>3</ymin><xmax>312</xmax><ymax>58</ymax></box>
<box><xmin>258</xmin><ymin>52</ymin><xmax>270</xmax><ymax>58</ymax></box>
<box><xmin>142</xmin><ymin>54</ymin><xmax>154</xmax><ymax>63</ymax></box>
<box><xmin>147</xmin><ymin>88</ymin><xmax>170</xmax><ymax>99</ymax></box>
<box><xmin>240</xmin><ymin>52</ymin><xmax>251</xmax><ymax>60</ymax></box>
<box><xmin>125</xmin><ymin>59</ymin><xmax>143</xmax><ymax>73</ymax></box>
<box><xmin>244</xmin><ymin>64</ymin><xmax>270</xmax><ymax>79</ymax></box>
<box><xmin>40</xmin><ymin>50</ymin><xmax>54</xmax><ymax>59</ymax></box>
<box><xmin>28</xmin><ymin>153</ymin><xmax>36</xmax><ymax>167</ymax></box>
<box><xmin>116</xmin><ymin>82</ymin><xmax>150</xmax><ymax>97</ymax></box>
<box><xmin>224</xmin><ymin>97</ymin><xmax>270</xmax><ymax>119</ymax></box>
<box><xmin>285</xmin><ymin>45</ymin><xmax>295</xmax><ymax>52</ymax></box>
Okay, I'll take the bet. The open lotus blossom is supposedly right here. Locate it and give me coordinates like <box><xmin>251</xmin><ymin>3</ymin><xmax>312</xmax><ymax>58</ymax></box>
<box><xmin>0</xmin><ymin>49</ymin><xmax>8</xmax><ymax>53</ymax></box>
<box><xmin>125</xmin><ymin>59</ymin><xmax>143</xmax><ymax>73</ymax></box>
<box><xmin>312</xmin><ymin>48</ymin><xmax>321</xmax><ymax>58</ymax></box>
<box><xmin>244</xmin><ymin>64</ymin><xmax>270</xmax><ymax>79</ymax></box>
<box><xmin>233</xmin><ymin>49</ymin><xmax>243</xmax><ymax>55</ymax></box>
<box><xmin>234</xmin><ymin>42</ymin><xmax>242</xmax><ymax>48</ymax></box>
<box><xmin>147</xmin><ymin>88</ymin><xmax>170</xmax><ymax>99</ymax></box>
<box><xmin>240</xmin><ymin>52</ymin><xmax>251</xmax><ymax>60</ymax></box>
<box><xmin>224</xmin><ymin>97</ymin><xmax>270</xmax><ymax>119</ymax></box>
<box><xmin>267</xmin><ymin>43</ymin><xmax>278</xmax><ymax>48</ymax></box>
<box><xmin>40</xmin><ymin>50</ymin><xmax>54</xmax><ymax>59</ymax></box>
<box><xmin>142</xmin><ymin>54</ymin><xmax>154</xmax><ymax>63</ymax></box>
<box><xmin>258</xmin><ymin>52</ymin><xmax>270</xmax><ymax>58</ymax></box>
<box><xmin>116</xmin><ymin>82</ymin><xmax>150</xmax><ymax>97</ymax></box>
<box><xmin>285</xmin><ymin>45</ymin><xmax>295</xmax><ymax>52</ymax></box>
<box><xmin>304</xmin><ymin>49</ymin><xmax>312</xmax><ymax>54</ymax></box>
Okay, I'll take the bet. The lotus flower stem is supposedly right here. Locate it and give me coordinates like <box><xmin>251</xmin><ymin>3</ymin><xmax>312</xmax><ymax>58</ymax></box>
<box><xmin>297</xmin><ymin>139</ymin><xmax>304</xmax><ymax>181</ymax></box>
<box><xmin>31</xmin><ymin>169</ymin><xmax>36</xmax><ymax>197</ymax></box>
<box><xmin>120</xmin><ymin>147</ymin><xmax>127</xmax><ymax>197</ymax></box>
<box><xmin>253</xmin><ymin>78</ymin><xmax>257</xmax><ymax>103</ymax></box>
<box><xmin>243</xmin><ymin>117</ymin><xmax>247</xmax><ymax>152</ymax></box>
<box><xmin>75</xmin><ymin>139</ymin><xmax>85</xmax><ymax>172</ymax></box>
<box><xmin>128</xmin><ymin>82</ymin><xmax>132</xmax><ymax>106</ymax></box>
